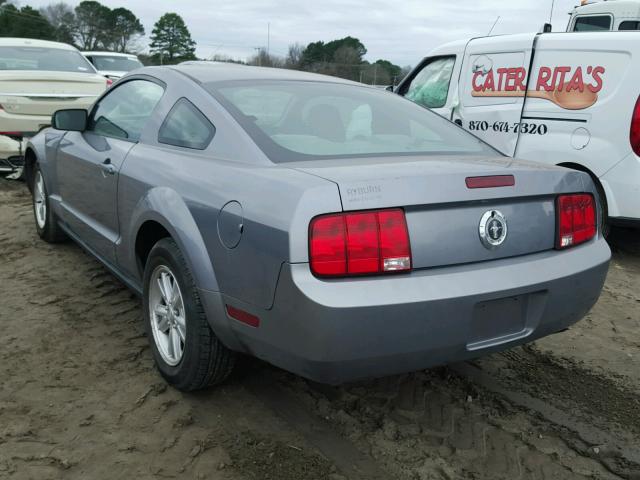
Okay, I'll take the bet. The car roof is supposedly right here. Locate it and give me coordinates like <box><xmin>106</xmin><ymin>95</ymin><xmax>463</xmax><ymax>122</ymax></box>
<box><xmin>169</xmin><ymin>63</ymin><xmax>361</xmax><ymax>86</ymax></box>
<box><xmin>83</xmin><ymin>51</ymin><xmax>139</xmax><ymax>58</ymax></box>
<box><xmin>0</xmin><ymin>37</ymin><xmax>78</xmax><ymax>50</ymax></box>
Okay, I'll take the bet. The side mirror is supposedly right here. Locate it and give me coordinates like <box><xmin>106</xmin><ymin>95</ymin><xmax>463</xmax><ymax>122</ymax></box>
<box><xmin>51</xmin><ymin>109</ymin><xmax>87</xmax><ymax>131</ymax></box>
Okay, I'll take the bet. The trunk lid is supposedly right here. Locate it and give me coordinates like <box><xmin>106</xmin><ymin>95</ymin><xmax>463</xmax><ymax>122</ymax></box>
<box><xmin>0</xmin><ymin>71</ymin><xmax>106</xmax><ymax>117</ymax></box>
<box><xmin>290</xmin><ymin>155</ymin><xmax>587</xmax><ymax>269</ymax></box>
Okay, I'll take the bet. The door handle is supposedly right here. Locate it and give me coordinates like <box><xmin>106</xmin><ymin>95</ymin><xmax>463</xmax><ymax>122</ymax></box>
<box><xmin>100</xmin><ymin>158</ymin><xmax>116</xmax><ymax>176</ymax></box>
<box><xmin>454</xmin><ymin>118</ymin><xmax>463</xmax><ymax>126</ymax></box>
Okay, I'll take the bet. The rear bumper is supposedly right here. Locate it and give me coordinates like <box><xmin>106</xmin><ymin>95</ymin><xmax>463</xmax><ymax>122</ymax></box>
<box><xmin>0</xmin><ymin>134</ymin><xmax>21</xmax><ymax>163</ymax></box>
<box><xmin>214</xmin><ymin>239</ymin><xmax>610</xmax><ymax>384</ymax></box>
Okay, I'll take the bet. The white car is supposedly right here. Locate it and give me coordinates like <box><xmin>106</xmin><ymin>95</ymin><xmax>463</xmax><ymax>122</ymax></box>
<box><xmin>82</xmin><ymin>52</ymin><xmax>143</xmax><ymax>80</ymax></box>
<box><xmin>0</xmin><ymin>38</ymin><xmax>108</xmax><ymax>176</ymax></box>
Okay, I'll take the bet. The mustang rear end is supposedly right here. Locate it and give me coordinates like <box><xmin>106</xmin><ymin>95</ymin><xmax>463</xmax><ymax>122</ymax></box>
<box><xmin>222</xmin><ymin>157</ymin><xmax>610</xmax><ymax>384</ymax></box>
<box><xmin>31</xmin><ymin>67</ymin><xmax>610</xmax><ymax>390</ymax></box>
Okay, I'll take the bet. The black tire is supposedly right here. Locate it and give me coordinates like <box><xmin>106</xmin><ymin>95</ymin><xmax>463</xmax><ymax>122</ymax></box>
<box><xmin>143</xmin><ymin>238</ymin><xmax>236</xmax><ymax>391</ymax></box>
<box><xmin>32</xmin><ymin>164</ymin><xmax>67</xmax><ymax>243</ymax></box>
<box><xmin>594</xmin><ymin>181</ymin><xmax>611</xmax><ymax>239</ymax></box>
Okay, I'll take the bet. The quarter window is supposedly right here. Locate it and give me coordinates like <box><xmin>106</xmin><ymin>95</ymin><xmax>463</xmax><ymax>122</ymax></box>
<box><xmin>88</xmin><ymin>80</ymin><xmax>164</xmax><ymax>141</ymax></box>
<box><xmin>158</xmin><ymin>98</ymin><xmax>215</xmax><ymax>150</ymax></box>
<box><xmin>619</xmin><ymin>20</ymin><xmax>640</xmax><ymax>30</ymax></box>
<box><xmin>573</xmin><ymin>15</ymin><xmax>612</xmax><ymax>31</ymax></box>
<box><xmin>403</xmin><ymin>56</ymin><xmax>455</xmax><ymax>109</ymax></box>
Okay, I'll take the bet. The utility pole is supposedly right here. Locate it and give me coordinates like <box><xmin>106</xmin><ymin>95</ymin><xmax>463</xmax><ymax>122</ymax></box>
<box><xmin>267</xmin><ymin>22</ymin><xmax>270</xmax><ymax>57</ymax></box>
<box><xmin>373</xmin><ymin>64</ymin><xmax>378</xmax><ymax>86</ymax></box>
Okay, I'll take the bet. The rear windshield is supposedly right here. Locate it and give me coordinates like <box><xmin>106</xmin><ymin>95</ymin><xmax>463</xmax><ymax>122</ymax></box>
<box><xmin>0</xmin><ymin>46</ymin><xmax>95</xmax><ymax>73</ymax></box>
<box><xmin>88</xmin><ymin>55</ymin><xmax>143</xmax><ymax>72</ymax></box>
<box><xmin>208</xmin><ymin>80</ymin><xmax>497</xmax><ymax>162</ymax></box>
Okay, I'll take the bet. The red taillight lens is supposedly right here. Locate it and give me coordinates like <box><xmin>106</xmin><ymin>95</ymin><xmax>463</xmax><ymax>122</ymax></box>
<box><xmin>226</xmin><ymin>305</ymin><xmax>260</xmax><ymax>328</ymax></box>
<box><xmin>309</xmin><ymin>208</ymin><xmax>411</xmax><ymax>277</ymax></box>
<box><xmin>556</xmin><ymin>194</ymin><xmax>596</xmax><ymax>249</ymax></box>
<box><xmin>630</xmin><ymin>96</ymin><xmax>640</xmax><ymax>156</ymax></box>
<box><xmin>106</xmin><ymin>78</ymin><xmax>114</xmax><ymax>88</ymax></box>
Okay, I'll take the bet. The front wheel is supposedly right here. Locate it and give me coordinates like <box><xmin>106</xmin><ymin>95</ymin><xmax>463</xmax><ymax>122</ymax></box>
<box><xmin>143</xmin><ymin>238</ymin><xmax>236</xmax><ymax>391</ymax></box>
<box><xmin>32</xmin><ymin>165</ymin><xmax>66</xmax><ymax>243</ymax></box>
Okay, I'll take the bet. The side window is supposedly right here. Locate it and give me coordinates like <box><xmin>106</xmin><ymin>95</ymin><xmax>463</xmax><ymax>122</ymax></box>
<box><xmin>573</xmin><ymin>15</ymin><xmax>612</xmax><ymax>31</ymax></box>
<box><xmin>403</xmin><ymin>56</ymin><xmax>455</xmax><ymax>109</ymax></box>
<box><xmin>619</xmin><ymin>20</ymin><xmax>640</xmax><ymax>30</ymax></box>
<box><xmin>88</xmin><ymin>79</ymin><xmax>164</xmax><ymax>141</ymax></box>
<box><xmin>158</xmin><ymin>98</ymin><xmax>215</xmax><ymax>150</ymax></box>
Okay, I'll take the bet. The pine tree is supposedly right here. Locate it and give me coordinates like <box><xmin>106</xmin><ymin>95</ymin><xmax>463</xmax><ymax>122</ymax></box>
<box><xmin>149</xmin><ymin>13</ymin><xmax>196</xmax><ymax>65</ymax></box>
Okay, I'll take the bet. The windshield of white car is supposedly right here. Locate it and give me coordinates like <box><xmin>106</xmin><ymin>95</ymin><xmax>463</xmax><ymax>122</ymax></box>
<box><xmin>0</xmin><ymin>47</ymin><xmax>95</xmax><ymax>73</ymax></box>
<box><xmin>89</xmin><ymin>56</ymin><xmax>143</xmax><ymax>72</ymax></box>
<box><xmin>209</xmin><ymin>80</ymin><xmax>498</xmax><ymax>162</ymax></box>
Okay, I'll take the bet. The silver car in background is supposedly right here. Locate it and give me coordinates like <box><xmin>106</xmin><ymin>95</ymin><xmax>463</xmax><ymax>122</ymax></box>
<box><xmin>25</xmin><ymin>64</ymin><xmax>610</xmax><ymax>391</ymax></box>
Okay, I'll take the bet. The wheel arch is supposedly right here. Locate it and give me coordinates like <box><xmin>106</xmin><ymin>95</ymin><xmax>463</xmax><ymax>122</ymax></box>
<box><xmin>128</xmin><ymin>187</ymin><xmax>220</xmax><ymax>293</ymax></box>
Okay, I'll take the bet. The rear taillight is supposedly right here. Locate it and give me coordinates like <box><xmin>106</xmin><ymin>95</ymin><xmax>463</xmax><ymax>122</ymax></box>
<box><xmin>631</xmin><ymin>96</ymin><xmax>640</xmax><ymax>156</ymax></box>
<box><xmin>556</xmin><ymin>194</ymin><xmax>596</xmax><ymax>249</ymax></box>
<box><xmin>106</xmin><ymin>78</ymin><xmax>114</xmax><ymax>88</ymax></box>
<box><xmin>309</xmin><ymin>208</ymin><xmax>411</xmax><ymax>277</ymax></box>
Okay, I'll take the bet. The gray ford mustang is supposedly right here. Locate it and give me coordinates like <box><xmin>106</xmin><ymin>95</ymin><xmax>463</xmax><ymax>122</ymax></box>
<box><xmin>25</xmin><ymin>64</ymin><xmax>610</xmax><ymax>391</ymax></box>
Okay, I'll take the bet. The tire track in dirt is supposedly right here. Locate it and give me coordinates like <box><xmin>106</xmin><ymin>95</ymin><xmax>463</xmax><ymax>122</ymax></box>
<box><xmin>280</xmin><ymin>367</ymin><xmax>626</xmax><ymax>480</ymax></box>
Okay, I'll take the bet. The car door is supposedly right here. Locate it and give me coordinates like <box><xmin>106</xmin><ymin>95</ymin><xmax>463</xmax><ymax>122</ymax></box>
<box><xmin>452</xmin><ymin>34</ymin><xmax>536</xmax><ymax>156</ymax></box>
<box><xmin>57</xmin><ymin>78</ymin><xmax>164</xmax><ymax>263</ymax></box>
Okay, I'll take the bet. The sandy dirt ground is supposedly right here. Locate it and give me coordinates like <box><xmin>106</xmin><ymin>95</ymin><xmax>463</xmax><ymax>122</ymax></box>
<box><xmin>0</xmin><ymin>178</ymin><xmax>638</xmax><ymax>480</ymax></box>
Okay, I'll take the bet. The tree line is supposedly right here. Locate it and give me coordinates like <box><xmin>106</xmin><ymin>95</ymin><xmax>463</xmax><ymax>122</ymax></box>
<box><xmin>0</xmin><ymin>1</ymin><xmax>196</xmax><ymax>63</ymax></box>
<box><xmin>0</xmin><ymin>0</ymin><xmax>408</xmax><ymax>84</ymax></box>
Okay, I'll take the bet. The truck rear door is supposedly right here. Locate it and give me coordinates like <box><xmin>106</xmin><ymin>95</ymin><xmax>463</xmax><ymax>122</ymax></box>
<box><xmin>453</xmin><ymin>33</ymin><xmax>537</xmax><ymax>156</ymax></box>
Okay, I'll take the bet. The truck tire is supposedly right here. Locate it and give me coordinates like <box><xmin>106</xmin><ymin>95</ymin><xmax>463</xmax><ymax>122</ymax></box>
<box><xmin>595</xmin><ymin>181</ymin><xmax>611</xmax><ymax>239</ymax></box>
<box><xmin>143</xmin><ymin>238</ymin><xmax>236</xmax><ymax>391</ymax></box>
<box><xmin>32</xmin><ymin>165</ymin><xmax>67</xmax><ymax>243</ymax></box>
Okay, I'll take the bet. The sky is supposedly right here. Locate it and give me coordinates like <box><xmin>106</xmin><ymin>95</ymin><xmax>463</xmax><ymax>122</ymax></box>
<box><xmin>22</xmin><ymin>0</ymin><xmax>582</xmax><ymax>67</ymax></box>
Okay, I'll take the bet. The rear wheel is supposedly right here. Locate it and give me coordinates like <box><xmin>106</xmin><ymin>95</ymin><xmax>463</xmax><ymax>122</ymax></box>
<box><xmin>32</xmin><ymin>165</ymin><xmax>66</xmax><ymax>243</ymax></box>
<box><xmin>143</xmin><ymin>238</ymin><xmax>236</xmax><ymax>391</ymax></box>
<box><xmin>594</xmin><ymin>181</ymin><xmax>611</xmax><ymax>239</ymax></box>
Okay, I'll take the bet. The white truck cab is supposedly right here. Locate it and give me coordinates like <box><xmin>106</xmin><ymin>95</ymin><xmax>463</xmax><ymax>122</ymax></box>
<box><xmin>396</xmin><ymin>30</ymin><xmax>640</xmax><ymax>230</ymax></box>
<box><xmin>568</xmin><ymin>0</ymin><xmax>640</xmax><ymax>31</ymax></box>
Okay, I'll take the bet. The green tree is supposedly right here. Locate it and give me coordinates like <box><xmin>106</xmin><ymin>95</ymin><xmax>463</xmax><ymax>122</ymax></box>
<box><xmin>149</xmin><ymin>13</ymin><xmax>196</xmax><ymax>64</ymax></box>
<box><xmin>374</xmin><ymin>59</ymin><xmax>402</xmax><ymax>82</ymax></box>
<box><xmin>40</xmin><ymin>2</ymin><xmax>76</xmax><ymax>44</ymax></box>
<box><xmin>0</xmin><ymin>4</ymin><xmax>55</xmax><ymax>40</ymax></box>
<box><xmin>300</xmin><ymin>36</ymin><xmax>368</xmax><ymax>80</ymax></box>
<box><xmin>74</xmin><ymin>0</ymin><xmax>111</xmax><ymax>50</ymax></box>
<box><xmin>110</xmin><ymin>7</ymin><xmax>144</xmax><ymax>53</ymax></box>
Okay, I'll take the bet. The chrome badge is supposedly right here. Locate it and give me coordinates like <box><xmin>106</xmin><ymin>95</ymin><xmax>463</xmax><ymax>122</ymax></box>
<box><xmin>479</xmin><ymin>210</ymin><xmax>507</xmax><ymax>249</ymax></box>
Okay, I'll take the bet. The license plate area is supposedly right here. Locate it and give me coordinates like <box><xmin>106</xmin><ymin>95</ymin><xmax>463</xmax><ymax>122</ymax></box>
<box><xmin>467</xmin><ymin>292</ymin><xmax>546</xmax><ymax>351</ymax></box>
